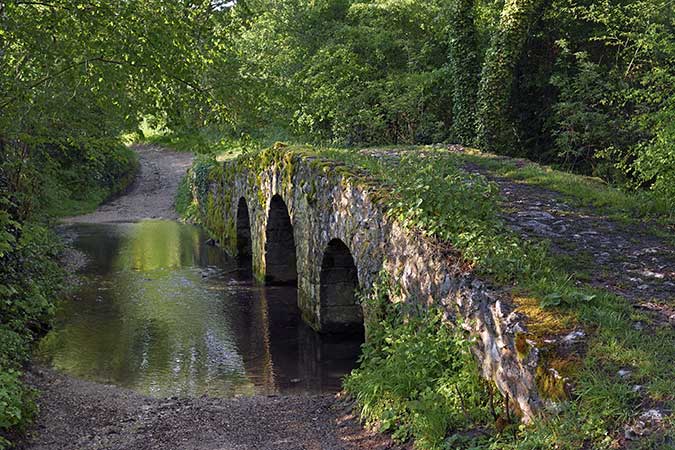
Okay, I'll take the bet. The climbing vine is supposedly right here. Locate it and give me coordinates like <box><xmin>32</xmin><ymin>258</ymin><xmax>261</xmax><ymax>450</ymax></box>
<box><xmin>447</xmin><ymin>0</ymin><xmax>480</xmax><ymax>145</ymax></box>
<box><xmin>476</xmin><ymin>0</ymin><xmax>545</xmax><ymax>154</ymax></box>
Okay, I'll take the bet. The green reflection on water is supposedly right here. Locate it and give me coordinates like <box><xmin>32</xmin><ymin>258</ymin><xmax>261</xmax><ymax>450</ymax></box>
<box><xmin>39</xmin><ymin>221</ymin><xmax>254</xmax><ymax>397</ymax></box>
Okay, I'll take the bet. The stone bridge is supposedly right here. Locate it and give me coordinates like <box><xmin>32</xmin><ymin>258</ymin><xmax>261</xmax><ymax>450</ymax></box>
<box><xmin>189</xmin><ymin>146</ymin><xmax>542</xmax><ymax>421</ymax></box>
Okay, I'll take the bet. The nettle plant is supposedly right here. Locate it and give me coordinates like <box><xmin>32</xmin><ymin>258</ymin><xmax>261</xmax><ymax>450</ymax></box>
<box><xmin>345</xmin><ymin>270</ymin><xmax>497</xmax><ymax>449</ymax></box>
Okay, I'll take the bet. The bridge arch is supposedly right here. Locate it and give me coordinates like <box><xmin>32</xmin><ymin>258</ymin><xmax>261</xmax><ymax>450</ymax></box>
<box><xmin>191</xmin><ymin>151</ymin><xmax>543</xmax><ymax>420</ymax></box>
<box><xmin>236</xmin><ymin>197</ymin><xmax>252</xmax><ymax>267</ymax></box>
<box><xmin>265</xmin><ymin>194</ymin><xmax>297</xmax><ymax>285</ymax></box>
<box><xmin>319</xmin><ymin>238</ymin><xmax>363</xmax><ymax>334</ymax></box>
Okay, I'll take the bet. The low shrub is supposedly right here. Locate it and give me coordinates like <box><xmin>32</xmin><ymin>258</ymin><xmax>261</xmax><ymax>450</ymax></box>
<box><xmin>345</xmin><ymin>272</ymin><xmax>494</xmax><ymax>449</ymax></box>
<box><xmin>0</xmin><ymin>224</ymin><xmax>62</xmax><ymax>446</ymax></box>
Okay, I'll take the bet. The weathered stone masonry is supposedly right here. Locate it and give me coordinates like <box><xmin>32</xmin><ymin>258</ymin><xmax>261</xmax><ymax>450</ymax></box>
<box><xmin>190</xmin><ymin>147</ymin><xmax>542</xmax><ymax>422</ymax></box>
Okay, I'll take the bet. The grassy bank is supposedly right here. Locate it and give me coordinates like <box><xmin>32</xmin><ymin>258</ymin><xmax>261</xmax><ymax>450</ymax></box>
<box><xmin>186</xmin><ymin>142</ymin><xmax>674</xmax><ymax>449</ymax></box>
<box><xmin>44</xmin><ymin>144</ymin><xmax>139</xmax><ymax>218</ymax></box>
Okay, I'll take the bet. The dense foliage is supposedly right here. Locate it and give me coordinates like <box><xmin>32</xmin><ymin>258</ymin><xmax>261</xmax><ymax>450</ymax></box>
<box><xmin>8</xmin><ymin>0</ymin><xmax>671</xmax><ymax>209</ymax></box>
<box><xmin>2</xmin><ymin>0</ymin><xmax>674</xmax><ymax>447</ymax></box>
<box><xmin>145</xmin><ymin>0</ymin><xmax>674</xmax><ymax>204</ymax></box>
<box><xmin>0</xmin><ymin>223</ymin><xmax>61</xmax><ymax>447</ymax></box>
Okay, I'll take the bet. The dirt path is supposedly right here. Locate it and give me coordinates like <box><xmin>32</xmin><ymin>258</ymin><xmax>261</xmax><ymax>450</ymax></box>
<box><xmin>62</xmin><ymin>144</ymin><xmax>194</xmax><ymax>223</ymax></box>
<box><xmin>459</xmin><ymin>160</ymin><xmax>675</xmax><ymax>326</ymax></box>
<box><xmin>21</xmin><ymin>145</ymin><xmax>402</xmax><ymax>450</ymax></box>
<box><xmin>20</xmin><ymin>368</ymin><xmax>398</xmax><ymax>450</ymax></box>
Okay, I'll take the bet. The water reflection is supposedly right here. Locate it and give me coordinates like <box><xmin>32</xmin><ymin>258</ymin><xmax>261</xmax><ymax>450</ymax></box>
<box><xmin>39</xmin><ymin>220</ymin><xmax>362</xmax><ymax>398</ymax></box>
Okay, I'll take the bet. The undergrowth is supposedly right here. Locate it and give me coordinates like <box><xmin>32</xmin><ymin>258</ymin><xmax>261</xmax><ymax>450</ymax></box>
<box><xmin>174</xmin><ymin>174</ymin><xmax>194</xmax><ymax>220</ymax></box>
<box><xmin>43</xmin><ymin>144</ymin><xmax>139</xmax><ymax>218</ymax></box>
<box><xmin>345</xmin><ymin>272</ymin><xmax>499</xmax><ymax>449</ymax></box>
<box><xmin>0</xmin><ymin>225</ymin><xmax>63</xmax><ymax>448</ymax></box>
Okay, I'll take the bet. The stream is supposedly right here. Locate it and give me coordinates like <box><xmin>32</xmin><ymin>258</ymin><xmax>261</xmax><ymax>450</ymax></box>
<box><xmin>37</xmin><ymin>220</ymin><xmax>362</xmax><ymax>398</ymax></box>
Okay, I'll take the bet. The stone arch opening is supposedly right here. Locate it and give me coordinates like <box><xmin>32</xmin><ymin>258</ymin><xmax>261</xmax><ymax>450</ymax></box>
<box><xmin>319</xmin><ymin>239</ymin><xmax>364</xmax><ymax>334</ymax></box>
<box><xmin>264</xmin><ymin>195</ymin><xmax>297</xmax><ymax>285</ymax></box>
<box><xmin>236</xmin><ymin>197</ymin><xmax>252</xmax><ymax>267</ymax></box>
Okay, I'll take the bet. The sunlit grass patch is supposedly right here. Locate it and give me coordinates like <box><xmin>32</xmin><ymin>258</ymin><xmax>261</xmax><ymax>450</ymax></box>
<box><xmin>439</xmin><ymin>147</ymin><xmax>674</xmax><ymax>228</ymax></box>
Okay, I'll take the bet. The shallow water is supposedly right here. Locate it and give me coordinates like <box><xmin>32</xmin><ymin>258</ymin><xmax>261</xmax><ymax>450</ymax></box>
<box><xmin>38</xmin><ymin>220</ymin><xmax>362</xmax><ymax>398</ymax></box>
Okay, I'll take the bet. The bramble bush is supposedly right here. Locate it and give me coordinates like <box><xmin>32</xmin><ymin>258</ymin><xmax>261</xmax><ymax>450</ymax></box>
<box><xmin>0</xmin><ymin>220</ymin><xmax>62</xmax><ymax>445</ymax></box>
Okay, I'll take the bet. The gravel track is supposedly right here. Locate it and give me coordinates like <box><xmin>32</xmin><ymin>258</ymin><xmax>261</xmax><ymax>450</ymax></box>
<box><xmin>61</xmin><ymin>144</ymin><xmax>193</xmax><ymax>224</ymax></box>
<box><xmin>19</xmin><ymin>368</ymin><xmax>399</xmax><ymax>450</ymax></box>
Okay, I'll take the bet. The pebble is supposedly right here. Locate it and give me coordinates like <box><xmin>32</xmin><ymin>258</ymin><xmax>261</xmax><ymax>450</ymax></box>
<box><xmin>561</xmin><ymin>330</ymin><xmax>585</xmax><ymax>345</ymax></box>
<box><xmin>617</xmin><ymin>368</ymin><xmax>632</xmax><ymax>378</ymax></box>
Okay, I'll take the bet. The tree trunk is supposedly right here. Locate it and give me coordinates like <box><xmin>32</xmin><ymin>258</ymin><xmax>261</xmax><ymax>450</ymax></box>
<box><xmin>448</xmin><ymin>0</ymin><xmax>479</xmax><ymax>145</ymax></box>
<box><xmin>476</xmin><ymin>0</ymin><xmax>544</xmax><ymax>154</ymax></box>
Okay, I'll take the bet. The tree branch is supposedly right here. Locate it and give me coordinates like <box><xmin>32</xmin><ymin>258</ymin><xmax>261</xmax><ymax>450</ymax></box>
<box><xmin>0</xmin><ymin>56</ymin><xmax>105</xmax><ymax>111</ymax></box>
<box><xmin>1</xmin><ymin>54</ymin><xmax>218</xmax><ymax>112</ymax></box>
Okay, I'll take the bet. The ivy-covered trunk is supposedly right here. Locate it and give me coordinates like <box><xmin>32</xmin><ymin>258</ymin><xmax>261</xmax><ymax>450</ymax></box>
<box><xmin>447</xmin><ymin>0</ymin><xmax>479</xmax><ymax>145</ymax></box>
<box><xmin>476</xmin><ymin>0</ymin><xmax>545</xmax><ymax>154</ymax></box>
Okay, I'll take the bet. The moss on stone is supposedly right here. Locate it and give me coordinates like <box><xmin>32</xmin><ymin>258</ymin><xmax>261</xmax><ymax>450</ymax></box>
<box><xmin>281</xmin><ymin>151</ymin><xmax>296</xmax><ymax>194</ymax></box>
<box><xmin>513</xmin><ymin>296</ymin><xmax>583</xmax><ymax>402</ymax></box>
<box><xmin>307</xmin><ymin>179</ymin><xmax>318</xmax><ymax>206</ymax></box>
<box><xmin>535</xmin><ymin>355</ymin><xmax>581</xmax><ymax>402</ymax></box>
<box><xmin>515</xmin><ymin>332</ymin><xmax>530</xmax><ymax>360</ymax></box>
<box><xmin>196</xmin><ymin>161</ymin><xmax>238</xmax><ymax>254</ymax></box>
<box><xmin>513</xmin><ymin>296</ymin><xmax>577</xmax><ymax>342</ymax></box>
